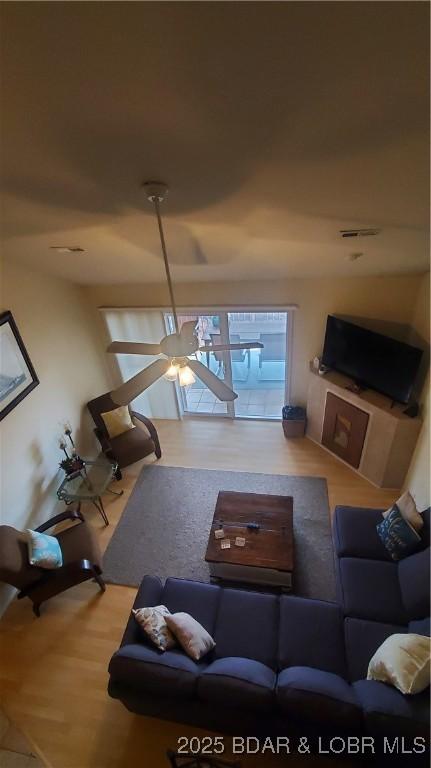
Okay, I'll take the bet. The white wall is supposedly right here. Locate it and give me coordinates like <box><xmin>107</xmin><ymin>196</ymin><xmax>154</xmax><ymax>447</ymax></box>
<box><xmin>405</xmin><ymin>274</ymin><xmax>430</xmax><ymax>510</ymax></box>
<box><xmin>0</xmin><ymin>259</ymin><xmax>111</xmax><ymax>613</ymax></box>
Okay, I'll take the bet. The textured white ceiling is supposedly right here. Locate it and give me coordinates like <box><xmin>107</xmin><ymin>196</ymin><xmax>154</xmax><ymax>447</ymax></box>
<box><xmin>1</xmin><ymin>2</ymin><xmax>429</xmax><ymax>284</ymax></box>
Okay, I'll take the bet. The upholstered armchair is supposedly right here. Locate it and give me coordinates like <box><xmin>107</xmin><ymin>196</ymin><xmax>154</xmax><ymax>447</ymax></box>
<box><xmin>87</xmin><ymin>392</ymin><xmax>161</xmax><ymax>477</ymax></box>
<box><xmin>0</xmin><ymin>509</ymin><xmax>104</xmax><ymax>616</ymax></box>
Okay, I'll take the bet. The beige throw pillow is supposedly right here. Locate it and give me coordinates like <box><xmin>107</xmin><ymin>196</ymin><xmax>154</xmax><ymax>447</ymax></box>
<box><xmin>165</xmin><ymin>612</ymin><xmax>215</xmax><ymax>661</ymax></box>
<box><xmin>367</xmin><ymin>633</ymin><xmax>430</xmax><ymax>695</ymax></box>
<box><xmin>383</xmin><ymin>491</ymin><xmax>423</xmax><ymax>532</ymax></box>
<box><xmin>101</xmin><ymin>406</ymin><xmax>135</xmax><ymax>439</ymax></box>
<box><xmin>132</xmin><ymin>605</ymin><xmax>177</xmax><ymax>652</ymax></box>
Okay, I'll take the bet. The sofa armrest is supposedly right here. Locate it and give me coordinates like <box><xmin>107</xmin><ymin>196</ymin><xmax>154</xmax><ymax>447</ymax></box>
<box><xmin>18</xmin><ymin>558</ymin><xmax>94</xmax><ymax>599</ymax></box>
<box><xmin>333</xmin><ymin>505</ymin><xmax>390</xmax><ymax>561</ymax></box>
<box><xmin>278</xmin><ymin>596</ymin><xmax>347</xmax><ymax>677</ymax></box>
<box><xmin>120</xmin><ymin>575</ymin><xmax>164</xmax><ymax>647</ymax></box>
<box><xmin>35</xmin><ymin>509</ymin><xmax>84</xmax><ymax>533</ymax></box>
<box><xmin>94</xmin><ymin>426</ymin><xmax>112</xmax><ymax>454</ymax></box>
<box><xmin>131</xmin><ymin>412</ymin><xmax>161</xmax><ymax>457</ymax></box>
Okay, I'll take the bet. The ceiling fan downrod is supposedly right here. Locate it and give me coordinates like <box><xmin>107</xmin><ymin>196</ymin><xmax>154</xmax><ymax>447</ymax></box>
<box><xmin>143</xmin><ymin>181</ymin><xmax>180</xmax><ymax>335</ymax></box>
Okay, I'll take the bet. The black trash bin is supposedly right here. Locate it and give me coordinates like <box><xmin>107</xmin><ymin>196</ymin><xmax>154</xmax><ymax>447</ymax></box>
<box><xmin>282</xmin><ymin>405</ymin><xmax>306</xmax><ymax>438</ymax></box>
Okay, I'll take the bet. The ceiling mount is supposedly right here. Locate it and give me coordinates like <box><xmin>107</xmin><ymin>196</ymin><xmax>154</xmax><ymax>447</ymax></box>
<box><xmin>142</xmin><ymin>180</ymin><xmax>168</xmax><ymax>203</ymax></box>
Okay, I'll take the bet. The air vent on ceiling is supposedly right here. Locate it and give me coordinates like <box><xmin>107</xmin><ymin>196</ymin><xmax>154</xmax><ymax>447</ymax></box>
<box><xmin>339</xmin><ymin>228</ymin><xmax>381</xmax><ymax>238</ymax></box>
<box><xmin>50</xmin><ymin>246</ymin><xmax>85</xmax><ymax>253</ymax></box>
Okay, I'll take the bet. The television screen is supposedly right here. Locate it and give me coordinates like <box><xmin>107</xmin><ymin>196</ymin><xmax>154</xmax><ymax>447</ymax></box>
<box><xmin>321</xmin><ymin>316</ymin><xmax>423</xmax><ymax>404</ymax></box>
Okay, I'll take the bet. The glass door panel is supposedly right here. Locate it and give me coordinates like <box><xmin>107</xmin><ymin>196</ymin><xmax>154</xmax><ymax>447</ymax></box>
<box><xmin>164</xmin><ymin>310</ymin><xmax>289</xmax><ymax>420</ymax></box>
<box><xmin>227</xmin><ymin>312</ymin><xmax>287</xmax><ymax>419</ymax></box>
<box><xmin>164</xmin><ymin>313</ymin><xmax>229</xmax><ymax>416</ymax></box>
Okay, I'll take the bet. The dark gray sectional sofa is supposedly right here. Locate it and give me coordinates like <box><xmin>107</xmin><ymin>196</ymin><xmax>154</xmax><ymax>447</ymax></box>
<box><xmin>108</xmin><ymin>505</ymin><xmax>430</xmax><ymax>741</ymax></box>
<box><xmin>333</xmin><ymin>505</ymin><xmax>430</xmax><ymax>739</ymax></box>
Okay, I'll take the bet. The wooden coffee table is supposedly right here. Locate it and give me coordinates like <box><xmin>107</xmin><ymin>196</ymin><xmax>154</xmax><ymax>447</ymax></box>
<box><xmin>205</xmin><ymin>491</ymin><xmax>294</xmax><ymax>589</ymax></box>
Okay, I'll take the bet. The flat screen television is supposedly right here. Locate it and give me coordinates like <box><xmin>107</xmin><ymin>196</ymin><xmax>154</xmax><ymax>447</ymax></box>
<box><xmin>321</xmin><ymin>316</ymin><xmax>423</xmax><ymax>404</ymax></box>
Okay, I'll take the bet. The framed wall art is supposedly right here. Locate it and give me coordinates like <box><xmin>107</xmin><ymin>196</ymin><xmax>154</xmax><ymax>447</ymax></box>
<box><xmin>0</xmin><ymin>310</ymin><xmax>39</xmax><ymax>420</ymax></box>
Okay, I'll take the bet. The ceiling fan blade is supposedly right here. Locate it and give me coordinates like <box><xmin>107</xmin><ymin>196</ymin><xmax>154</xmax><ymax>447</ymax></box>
<box><xmin>199</xmin><ymin>341</ymin><xmax>264</xmax><ymax>352</ymax></box>
<box><xmin>110</xmin><ymin>359</ymin><xmax>170</xmax><ymax>405</ymax></box>
<box><xmin>107</xmin><ymin>341</ymin><xmax>162</xmax><ymax>356</ymax></box>
<box><xmin>179</xmin><ymin>320</ymin><xmax>198</xmax><ymax>342</ymax></box>
<box><xmin>187</xmin><ymin>360</ymin><xmax>238</xmax><ymax>402</ymax></box>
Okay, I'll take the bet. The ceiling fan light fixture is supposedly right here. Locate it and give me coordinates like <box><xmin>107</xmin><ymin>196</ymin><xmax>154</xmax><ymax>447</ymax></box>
<box><xmin>164</xmin><ymin>361</ymin><xmax>180</xmax><ymax>382</ymax></box>
<box><xmin>178</xmin><ymin>364</ymin><xmax>196</xmax><ymax>387</ymax></box>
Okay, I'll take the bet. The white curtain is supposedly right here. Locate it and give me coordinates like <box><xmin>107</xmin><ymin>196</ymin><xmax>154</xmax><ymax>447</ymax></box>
<box><xmin>102</xmin><ymin>310</ymin><xmax>179</xmax><ymax>419</ymax></box>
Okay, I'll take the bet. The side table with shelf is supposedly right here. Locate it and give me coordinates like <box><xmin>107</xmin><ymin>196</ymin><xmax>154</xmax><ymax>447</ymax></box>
<box><xmin>57</xmin><ymin>458</ymin><xmax>123</xmax><ymax>525</ymax></box>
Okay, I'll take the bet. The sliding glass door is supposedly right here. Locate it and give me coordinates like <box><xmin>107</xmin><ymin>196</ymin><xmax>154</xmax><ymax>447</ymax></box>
<box><xmin>166</xmin><ymin>310</ymin><xmax>290</xmax><ymax>420</ymax></box>
<box><xmin>228</xmin><ymin>312</ymin><xmax>288</xmax><ymax>418</ymax></box>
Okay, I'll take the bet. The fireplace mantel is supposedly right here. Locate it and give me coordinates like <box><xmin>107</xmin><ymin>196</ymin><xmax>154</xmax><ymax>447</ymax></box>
<box><xmin>306</xmin><ymin>366</ymin><xmax>422</xmax><ymax>488</ymax></box>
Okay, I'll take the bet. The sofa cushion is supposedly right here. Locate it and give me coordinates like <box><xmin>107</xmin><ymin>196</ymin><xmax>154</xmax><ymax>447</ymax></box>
<box><xmin>338</xmin><ymin>557</ymin><xmax>407</xmax><ymax>624</ymax></box>
<box><xmin>333</xmin><ymin>506</ymin><xmax>390</xmax><ymax>560</ymax></box>
<box><xmin>198</xmin><ymin>657</ymin><xmax>276</xmax><ymax>713</ymax></box>
<box><xmin>278</xmin><ymin>596</ymin><xmax>347</xmax><ymax>677</ymax></box>
<box><xmin>409</xmin><ymin>618</ymin><xmax>430</xmax><ymax>637</ymax></box>
<box><xmin>161</xmin><ymin>578</ymin><xmax>221</xmax><ymax>636</ymax></box>
<box><xmin>353</xmin><ymin>679</ymin><xmax>430</xmax><ymax>738</ymax></box>
<box><xmin>108</xmin><ymin>643</ymin><xmax>204</xmax><ymax>698</ymax></box>
<box><xmin>398</xmin><ymin>547</ymin><xmax>430</xmax><ymax>620</ymax></box>
<box><xmin>276</xmin><ymin>667</ymin><xmax>361</xmax><ymax>731</ymax></box>
<box><xmin>110</xmin><ymin>425</ymin><xmax>154</xmax><ymax>466</ymax></box>
<box><xmin>214</xmin><ymin>587</ymin><xmax>278</xmax><ymax>669</ymax></box>
<box><xmin>344</xmin><ymin>617</ymin><xmax>406</xmax><ymax>682</ymax></box>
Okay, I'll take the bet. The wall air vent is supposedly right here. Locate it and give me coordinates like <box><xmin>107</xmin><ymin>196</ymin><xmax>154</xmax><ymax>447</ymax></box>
<box><xmin>339</xmin><ymin>228</ymin><xmax>381</xmax><ymax>238</ymax></box>
<box><xmin>50</xmin><ymin>246</ymin><xmax>85</xmax><ymax>253</ymax></box>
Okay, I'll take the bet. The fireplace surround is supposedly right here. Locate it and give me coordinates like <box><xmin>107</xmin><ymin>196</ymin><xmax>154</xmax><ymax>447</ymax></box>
<box><xmin>306</xmin><ymin>367</ymin><xmax>422</xmax><ymax>488</ymax></box>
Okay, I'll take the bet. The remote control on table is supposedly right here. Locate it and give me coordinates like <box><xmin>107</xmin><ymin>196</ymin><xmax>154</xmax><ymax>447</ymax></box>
<box><xmin>247</xmin><ymin>522</ymin><xmax>260</xmax><ymax>531</ymax></box>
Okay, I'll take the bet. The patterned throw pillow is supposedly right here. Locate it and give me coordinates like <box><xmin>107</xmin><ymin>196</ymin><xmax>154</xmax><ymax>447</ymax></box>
<box><xmin>165</xmin><ymin>612</ymin><xmax>216</xmax><ymax>661</ymax></box>
<box><xmin>383</xmin><ymin>491</ymin><xmax>423</xmax><ymax>532</ymax></box>
<box><xmin>376</xmin><ymin>504</ymin><xmax>421</xmax><ymax>561</ymax></box>
<box><xmin>26</xmin><ymin>529</ymin><xmax>63</xmax><ymax>569</ymax></box>
<box><xmin>132</xmin><ymin>605</ymin><xmax>177</xmax><ymax>651</ymax></box>
<box><xmin>368</xmin><ymin>633</ymin><xmax>430</xmax><ymax>694</ymax></box>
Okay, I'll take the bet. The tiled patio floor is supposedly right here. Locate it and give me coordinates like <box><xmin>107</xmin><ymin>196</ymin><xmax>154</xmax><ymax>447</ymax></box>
<box><xmin>184</xmin><ymin>343</ymin><xmax>286</xmax><ymax>419</ymax></box>
<box><xmin>185</xmin><ymin>386</ymin><xmax>284</xmax><ymax>418</ymax></box>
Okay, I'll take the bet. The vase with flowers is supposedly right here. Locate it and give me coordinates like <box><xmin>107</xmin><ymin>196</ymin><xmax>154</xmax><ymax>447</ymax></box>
<box><xmin>59</xmin><ymin>422</ymin><xmax>85</xmax><ymax>478</ymax></box>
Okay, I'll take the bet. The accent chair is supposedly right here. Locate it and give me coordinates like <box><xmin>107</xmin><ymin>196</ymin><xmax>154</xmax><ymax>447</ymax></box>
<box><xmin>0</xmin><ymin>509</ymin><xmax>104</xmax><ymax>616</ymax></box>
<box><xmin>87</xmin><ymin>392</ymin><xmax>161</xmax><ymax>477</ymax></box>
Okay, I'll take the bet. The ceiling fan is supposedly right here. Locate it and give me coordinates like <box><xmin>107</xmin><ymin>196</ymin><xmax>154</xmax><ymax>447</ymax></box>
<box><xmin>108</xmin><ymin>181</ymin><xmax>263</xmax><ymax>405</ymax></box>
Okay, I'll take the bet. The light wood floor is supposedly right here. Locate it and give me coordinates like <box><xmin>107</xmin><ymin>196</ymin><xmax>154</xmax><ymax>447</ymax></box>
<box><xmin>0</xmin><ymin>419</ymin><xmax>399</xmax><ymax>768</ymax></box>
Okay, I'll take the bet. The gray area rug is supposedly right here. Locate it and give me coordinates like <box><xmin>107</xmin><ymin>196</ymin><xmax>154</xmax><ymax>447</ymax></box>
<box><xmin>103</xmin><ymin>466</ymin><xmax>336</xmax><ymax>601</ymax></box>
